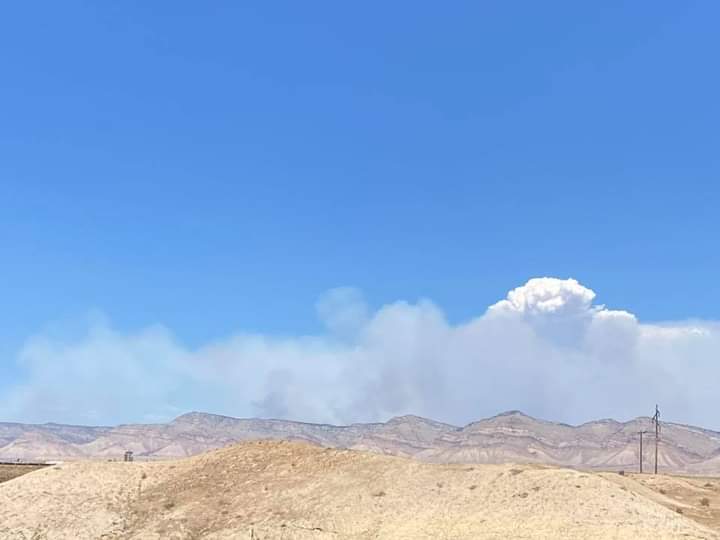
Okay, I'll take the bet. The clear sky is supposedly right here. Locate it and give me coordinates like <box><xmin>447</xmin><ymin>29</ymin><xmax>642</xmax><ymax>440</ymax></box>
<box><xmin>1</xmin><ymin>3</ymin><xmax>719</xmax><ymax>426</ymax></box>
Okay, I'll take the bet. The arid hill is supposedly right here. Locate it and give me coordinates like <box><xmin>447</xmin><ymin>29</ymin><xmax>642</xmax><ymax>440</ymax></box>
<box><xmin>1</xmin><ymin>440</ymin><xmax>719</xmax><ymax>539</ymax></box>
<box><xmin>3</xmin><ymin>410</ymin><xmax>720</xmax><ymax>474</ymax></box>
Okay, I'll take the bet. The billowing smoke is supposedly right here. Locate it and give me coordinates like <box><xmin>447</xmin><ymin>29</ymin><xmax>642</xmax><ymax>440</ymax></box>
<box><xmin>2</xmin><ymin>277</ymin><xmax>719</xmax><ymax>429</ymax></box>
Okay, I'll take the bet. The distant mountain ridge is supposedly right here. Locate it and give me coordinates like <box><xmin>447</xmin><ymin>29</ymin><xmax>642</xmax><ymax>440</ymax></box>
<box><xmin>3</xmin><ymin>410</ymin><xmax>720</xmax><ymax>474</ymax></box>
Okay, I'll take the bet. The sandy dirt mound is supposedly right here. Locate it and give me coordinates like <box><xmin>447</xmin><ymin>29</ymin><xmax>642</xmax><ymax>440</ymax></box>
<box><xmin>603</xmin><ymin>471</ymin><xmax>720</xmax><ymax>532</ymax></box>
<box><xmin>0</xmin><ymin>440</ymin><xmax>718</xmax><ymax>539</ymax></box>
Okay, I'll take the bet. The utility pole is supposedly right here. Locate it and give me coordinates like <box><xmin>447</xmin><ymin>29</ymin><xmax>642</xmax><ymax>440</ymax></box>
<box><xmin>652</xmin><ymin>404</ymin><xmax>661</xmax><ymax>474</ymax></box>
<box><xmin>638</xmin><ymin>430</ymin><xmax>648</xmax><ymax>473</ymax></box>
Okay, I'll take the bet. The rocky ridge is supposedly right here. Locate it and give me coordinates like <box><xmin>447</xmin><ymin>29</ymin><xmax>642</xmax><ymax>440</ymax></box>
<box><xmin>3</xmin><ymin>410</ymin><xmax>720</xmax><ymax>473</ymax></box>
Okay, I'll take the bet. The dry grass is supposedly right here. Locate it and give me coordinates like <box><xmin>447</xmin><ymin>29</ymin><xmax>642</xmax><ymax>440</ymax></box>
<box><xmin>0</xmin><ymin>464</ymin><xmax>47</xmax><ymax>484</ymax></box>
<box><xmin>604</xmin><ymin>470</ymin><xmax>720</xmax><ymax>533</ymax></box>
<box><xmin>1</xmin><ymin>442</ymin><xmax>719</xmax><ymax>539</ymax></box>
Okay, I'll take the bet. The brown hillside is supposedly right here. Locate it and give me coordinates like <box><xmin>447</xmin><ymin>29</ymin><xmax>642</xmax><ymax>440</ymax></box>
<box><xmin>1</xmin><ymin>441</ymin><xmax>718</xmax><ymax>539</ymax></box>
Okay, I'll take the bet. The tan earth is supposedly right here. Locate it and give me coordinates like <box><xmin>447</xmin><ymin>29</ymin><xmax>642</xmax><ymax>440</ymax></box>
<box><xmin>1</xmin><ymin>440</ymin><xmax>719</xmax><ymax>540</ymax></box>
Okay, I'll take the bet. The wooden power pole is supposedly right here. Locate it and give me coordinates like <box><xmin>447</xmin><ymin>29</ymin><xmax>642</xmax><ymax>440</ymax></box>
<box><xmin>652</xmin><ymin>404</ymin><xmax>660</xmax><ymax>474</ymax></box>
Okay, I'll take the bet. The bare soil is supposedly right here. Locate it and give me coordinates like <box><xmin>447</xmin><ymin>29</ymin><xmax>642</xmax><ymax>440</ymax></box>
<box><xmin>604</xmin><ymin>471</ymin><xmax>720</xmax><ymax>532</ymax></box>
<box><xmin>1</xmin><ymin>441</ymin><xmax>718</xmax><ymax>539</ymax></box>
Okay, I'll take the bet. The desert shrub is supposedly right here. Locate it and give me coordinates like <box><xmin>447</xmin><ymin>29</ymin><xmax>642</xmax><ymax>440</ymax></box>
<box><xmin>676</xmin><ymin>507</ymin><xmax>684</xmax><ymax>514</ymax></box>
<box><xmin>700</xmin><ymin>497</ymin><xmax>710</xmax><ymax>507</ymax></box>
<box><xmin>371</xmin><ymin>490</ymin><xmax>386</xmax><ymax>497</ymax></box>
<box><xmin>164</xmin><ymin>500</ymin><xmax>175</xmax><ymax>510</ymax></box>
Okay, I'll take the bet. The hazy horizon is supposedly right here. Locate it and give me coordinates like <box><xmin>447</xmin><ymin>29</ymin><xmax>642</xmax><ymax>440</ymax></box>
<box><xmin>1</xmin><ymin>405</ymin><xmax>695</xmax><ymax>432</ymax></box>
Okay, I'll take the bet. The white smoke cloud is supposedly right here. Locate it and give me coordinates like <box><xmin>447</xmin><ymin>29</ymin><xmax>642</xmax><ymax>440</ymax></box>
<box><xmin>2</xmin><ymin>277</ymin><xmax>720</xmax><ymax>429</ymax></box>
<box><xmin>489</xmin><ymin>277</ymin><xmax>598</xmax><ymax>317</ymax></box>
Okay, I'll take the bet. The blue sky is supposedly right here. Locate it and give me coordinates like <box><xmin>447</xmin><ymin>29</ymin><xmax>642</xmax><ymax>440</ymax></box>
<box><xmin>1</xmin><ymin>3</ymin><xmax>719</xmax><ymax>425</ymax></box>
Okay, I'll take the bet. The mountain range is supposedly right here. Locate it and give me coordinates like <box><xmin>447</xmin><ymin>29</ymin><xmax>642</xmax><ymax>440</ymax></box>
<box><xmin>3</xmin><ymin>410</ymin><xmax>720</xmax><ymax>474</ymax></box>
